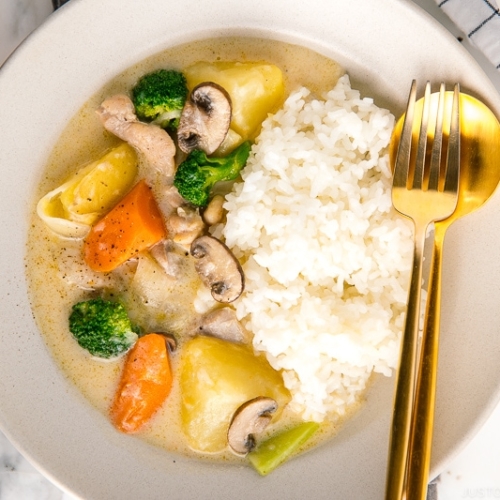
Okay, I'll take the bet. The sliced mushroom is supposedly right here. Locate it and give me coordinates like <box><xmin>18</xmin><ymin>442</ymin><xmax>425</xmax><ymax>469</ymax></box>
<box><xmin>190</xmin><ymin>235</ymin><xmax>244</xmax><ymax>303</ymax></box>
<box><xmin>227</xmin><ymin>397</ymin><xmax>278</xmax><ymax>455</ymax></box>
<box><xmin>178</xmin><ymin>82</ymin><xmax>232</xmax><ymax>155</ymax></box>
<box><xmin>199</xmin><ymin>307</ymin><xmax>251</xmax><ymax>344</ymax></box>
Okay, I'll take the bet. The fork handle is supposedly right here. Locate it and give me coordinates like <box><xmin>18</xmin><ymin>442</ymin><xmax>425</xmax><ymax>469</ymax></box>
<box><xmin>405</xmin><ymin>222</ymin><xmax>447</xmax><ymax>499</ymax></box>
<box><xmin>385</xmin><ymin>222</ymin><xmax>428</xmax><ymax>500</ymax></box>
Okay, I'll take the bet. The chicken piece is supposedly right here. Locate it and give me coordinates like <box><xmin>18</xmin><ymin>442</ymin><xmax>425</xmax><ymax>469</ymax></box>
<box><xmin>158</xmin><ymin>185</ymin><xmax>186</xmax><ymax>215</ymax></box>
<box><xmin>166</xmin><ymin>206</ymin><xmax>205</xmax><ymax>251</ymax></box>
<box><xmin>97</xmin><ymin>94</ymin><xmax>136</xmax><ymax>123</ymax></box>
<box><xmin>149</xmin><ymin>239</ymin><xmax>188</xmax><ymax>279</ymax></box>
<box><xmin>96</xmin><ymin>94</ymin><xmax>176</xmax><ymax>181</ymax></box>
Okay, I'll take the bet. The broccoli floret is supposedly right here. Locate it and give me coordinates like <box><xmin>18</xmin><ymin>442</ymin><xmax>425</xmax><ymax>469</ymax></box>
<box><xmin>132</xmin><ymin>69</ymin><xmax>188</xmax><ymax>129</ymax></box>
<box><xmin>69</xmin><ymin>298</ymin><xmax>139</xmax><ymax>359</ymax></box>
<box><xmin>174</xmin><ymin>141</ymin><xmax>251</xmax><ymax>207</ymax></box>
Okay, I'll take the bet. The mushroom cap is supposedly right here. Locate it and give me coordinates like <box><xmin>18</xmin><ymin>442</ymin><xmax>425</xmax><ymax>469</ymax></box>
<box><xmin>227</xmin><ymin>397</ymin><xmax>278</xmax><ymax>455</ymax></box>
<box><xmin>190</xmin><ymin>235</ymin><xmax>244</xmax><ymax>303</ymax></box>
<box><xmin>177</xmin><ymin>82</ymin><xmax>232</xmax><ymax>155</ymax></box>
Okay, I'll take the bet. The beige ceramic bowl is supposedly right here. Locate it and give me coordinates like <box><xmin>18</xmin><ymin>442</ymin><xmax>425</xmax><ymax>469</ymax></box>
<box><xmin>1</xmin><ymin>0</ymin><xmax>500</xmax><ymax>498</ymax></box>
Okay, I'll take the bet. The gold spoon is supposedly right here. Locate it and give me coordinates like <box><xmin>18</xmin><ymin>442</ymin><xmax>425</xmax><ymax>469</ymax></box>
<box><xmin>389</xmin><ymin>90</ymin><xmax>500</xmax><ymax>499</ymax></box>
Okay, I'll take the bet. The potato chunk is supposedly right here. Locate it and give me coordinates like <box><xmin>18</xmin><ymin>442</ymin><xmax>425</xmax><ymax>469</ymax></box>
<box><xmin>184</xmin><ymin>61</ymin><xmax>285</xmax><ymax>140</ymax></box>
<box><xmin>59</xmin><ymin>143</ymin><xmax>138</xmax><ymax>224</ymax></box>
<box><xmin>180</xmin><ymin>336</ymin><xmax>290</xmax><ymax>453</ymax></box>
<box><xmin>37</xmin><ymin>143</ymin><xmax>138</xmax><ymax>238</ymax></box>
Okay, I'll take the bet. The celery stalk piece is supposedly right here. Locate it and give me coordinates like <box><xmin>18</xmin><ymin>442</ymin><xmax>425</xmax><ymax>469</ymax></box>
<box><xmin>248</xmin><ymin>421</ymin><xmax>320</xmax><ymax>476</ymax></box>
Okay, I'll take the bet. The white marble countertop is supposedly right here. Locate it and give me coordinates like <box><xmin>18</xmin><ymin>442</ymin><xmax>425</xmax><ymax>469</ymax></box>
<box><xmin>1</xmin><ymin>1</ymin><xmax>500</xmax><ymax>499</ymax></box>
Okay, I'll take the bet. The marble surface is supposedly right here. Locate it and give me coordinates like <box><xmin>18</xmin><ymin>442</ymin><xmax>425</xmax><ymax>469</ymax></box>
<box><xmin>1</xmin><ymin>0</ymin><xmax>500</xmax><ymax>499</ymax></box>
<box><xmin>0</xmin><ymin>0</ymin><xmax>52</xmax><ymax>66</ymax></box>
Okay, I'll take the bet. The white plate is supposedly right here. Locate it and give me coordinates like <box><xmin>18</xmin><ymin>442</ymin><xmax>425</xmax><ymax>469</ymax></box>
<box><xmin>1</xmin><ymin>0</ymin><xmax>500</xmax><ymax>499</ymax></box>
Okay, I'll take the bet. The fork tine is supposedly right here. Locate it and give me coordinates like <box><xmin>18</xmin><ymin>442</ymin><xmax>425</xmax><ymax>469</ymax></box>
<box><xmin>393</xmin><ymin>80</ymin><xmax>417</xmax><ymax>189</ymax></box>
<box><xmin>428</xmin><ymin>83</ymin><xmax>446</xmax><ymax>191</ymax></box>
<box><xmin>413</xmin><ymin>82</ymin><xmax>432</xmax><ymax>189</ymax></box>
<box><xmin>444</xmin><ymin>83</ymin><xmax>461</xmax><ymax>193</ymax></box>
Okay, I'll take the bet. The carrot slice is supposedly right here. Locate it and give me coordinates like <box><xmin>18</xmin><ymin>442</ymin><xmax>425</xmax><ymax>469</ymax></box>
<box><xmin>83</xmin><ymin>179</ymin><xmax>166</xmax><ymax>272</ymax></box>
<box><xmin>110</xmin><ymin>333</ymin><xmax>173</xmax><ymax>433</ymax></box>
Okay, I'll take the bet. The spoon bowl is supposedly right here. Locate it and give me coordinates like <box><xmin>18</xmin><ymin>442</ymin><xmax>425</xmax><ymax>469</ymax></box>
<box><xmin>390</xmin><ymin>91</ymin><xmax>500</xmax><ymax>222</ymax></box>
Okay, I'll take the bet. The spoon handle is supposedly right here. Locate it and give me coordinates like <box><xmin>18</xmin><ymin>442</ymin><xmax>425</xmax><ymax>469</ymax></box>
<box><xmin>405</xmin><ymin>222</ymin><xmax>447</xmax><ymax>499</ymax></box>
<box><xmin>385</xmin><ymin>222</ymin><xmax>427</xmax><ymax>500</ymax></box>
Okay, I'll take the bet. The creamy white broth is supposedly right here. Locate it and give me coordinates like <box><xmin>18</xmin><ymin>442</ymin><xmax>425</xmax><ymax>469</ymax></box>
<box><xmin>26</xmin><ymin>37</ymin><xmax>354</xmax><ymax>461</ymax></box>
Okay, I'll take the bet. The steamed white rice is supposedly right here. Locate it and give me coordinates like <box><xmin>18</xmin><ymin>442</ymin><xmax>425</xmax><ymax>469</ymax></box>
<box><xmin>208</xmin><ymin>75</ymin><xmax>413</xmax><ymax>422</ymax></box>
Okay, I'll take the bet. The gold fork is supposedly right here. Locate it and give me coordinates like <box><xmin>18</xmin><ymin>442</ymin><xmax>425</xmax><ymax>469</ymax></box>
<box><xmin>385</xmin><ymin>81</ymin><xmax>461</xmax><ymax>500</ymax></box>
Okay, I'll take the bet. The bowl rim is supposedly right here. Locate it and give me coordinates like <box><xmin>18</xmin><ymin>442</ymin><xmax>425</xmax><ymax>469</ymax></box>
<box><xmin>1</xmin><ymin>0</ymin><xmax>500</xmax><ymax>498</ymax></box>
